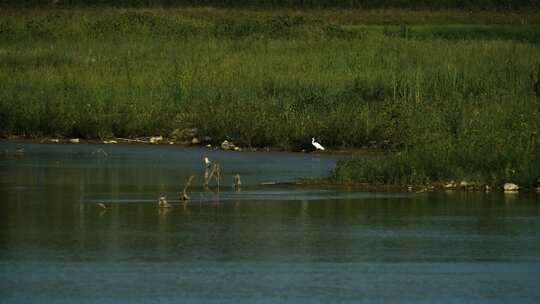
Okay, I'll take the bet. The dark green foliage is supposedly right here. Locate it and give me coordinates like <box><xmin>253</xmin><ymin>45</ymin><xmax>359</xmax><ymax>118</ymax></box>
<box><xmin>86</xmin><ymin>12</ymin><xmax>200</xmax><ymax>37</ymax></box>
<box><xmin>324</xmin><ymin>24</ymin><xmax>364</xmax><ymax>40</ymax></box>
<box><xmin>2</xmin><ymin>0</ymin><xmax>539</xmax><ymax>10</ymax></box>
<box><xmin>332</xmin><ymin>97</ymin><xmax>540</xmax><ymax>186</ymax></box>
<box><xmin>382</xmin><ymin>25</ymin><xmax>540</xmax><ymax>43</ymax></box>
<box><xmin>212</xmin><ymin>15</ymin><xmax>306</xmax><ymax>38</ymax></box>
<box><xmin>535</xmin><ymin>64</ymin><xmax>540</xmax><ymax>97</ymax></box>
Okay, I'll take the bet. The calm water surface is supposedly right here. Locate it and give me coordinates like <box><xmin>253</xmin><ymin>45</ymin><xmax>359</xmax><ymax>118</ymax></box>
<box><xmin>1</xmin><ymin>143</ymin><xmax>539</xmax><ymax>303</ymax></box>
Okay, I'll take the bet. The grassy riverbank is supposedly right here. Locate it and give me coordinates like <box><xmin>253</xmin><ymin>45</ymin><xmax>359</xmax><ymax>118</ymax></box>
<box><xmin>1</xmin><ymin>7</ymin><xmax>539</xmax><ymax>185</ymax></box>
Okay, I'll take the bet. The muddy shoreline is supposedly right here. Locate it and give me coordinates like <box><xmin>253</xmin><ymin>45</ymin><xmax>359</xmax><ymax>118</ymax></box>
<box><xmin>274</xmin><ymin>179</ymin><xmax>540</xmax><ymax>194</ymax></box>
<box><xmin>3</xmin><ymin>137</ymin><xmax>538</xmax><ymax>194</ymax></box>
<box><xmin>0</xmin><ymin>136</ymin><xmax>381</xmax><ymax>155</ymax></box>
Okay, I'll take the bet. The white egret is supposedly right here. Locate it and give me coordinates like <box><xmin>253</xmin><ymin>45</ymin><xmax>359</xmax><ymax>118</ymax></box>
<box><xmin>311</xmin><ymin>138</ymin><xmax>325</xmax><ymax>151</ymax></box>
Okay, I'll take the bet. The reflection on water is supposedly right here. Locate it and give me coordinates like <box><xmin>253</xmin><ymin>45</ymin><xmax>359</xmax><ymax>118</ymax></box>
<box><xmin>1</xmin><ymin>143</ymin><xmax>540</xmax><ymax>303</ymax></box>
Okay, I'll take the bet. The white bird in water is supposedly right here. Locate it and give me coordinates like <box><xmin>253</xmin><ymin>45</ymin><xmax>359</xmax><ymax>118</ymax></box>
<box><xmin>311</xmin><ymin>138</ymin><xmax>325</xmax><ymax>151</ymax></box>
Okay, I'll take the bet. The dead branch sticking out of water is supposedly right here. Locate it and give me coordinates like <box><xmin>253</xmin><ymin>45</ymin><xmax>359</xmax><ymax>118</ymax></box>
<box><xmin>181</xmin><ymin>175</ymin><xmax>194</xmax><ymax>201</ymax></box>
<box><xmin>234</xmin><ymin>173</ymin><xmax>242</xmax><ymax>191</ymax></box>
<box><xmin>204</xmin><ymin>163</ymin><xmax>221</xmax><ymax>188</ymax></box>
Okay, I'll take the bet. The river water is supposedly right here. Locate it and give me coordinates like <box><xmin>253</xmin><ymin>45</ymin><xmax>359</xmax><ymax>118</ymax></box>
<box><xmin>1</xmin><ymin>143</ymin><xmax>539</xmax><ymax>303</ymax></box>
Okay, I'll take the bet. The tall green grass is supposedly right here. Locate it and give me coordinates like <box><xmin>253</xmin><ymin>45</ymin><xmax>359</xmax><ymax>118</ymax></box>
<box><xmin>1</xmin><ymin>8</ymin><xmax>539</xmax><ymax>184</ymax></box>
<box><xmin>3</xmin><ymin>0</ymin><xmax>539</xmax><ymax>10</ymax></box>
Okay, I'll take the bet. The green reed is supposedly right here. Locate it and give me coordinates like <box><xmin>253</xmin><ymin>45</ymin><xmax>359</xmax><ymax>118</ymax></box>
<box><xmin>1</xmin><ymin>8</ymin><xmax>539</xmax><ymax>184</ymax></box>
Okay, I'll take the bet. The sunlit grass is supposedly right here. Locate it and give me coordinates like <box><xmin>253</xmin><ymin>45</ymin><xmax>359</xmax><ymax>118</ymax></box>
<box><xmin>0</xmin><ymin>7</ymin><xmax>539</xmax><ymax>185</ymax></box>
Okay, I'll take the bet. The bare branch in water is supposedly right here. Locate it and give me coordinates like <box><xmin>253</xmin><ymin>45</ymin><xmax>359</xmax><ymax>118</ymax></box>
<box><xmin>234</xmin><ymin>173</ymin><xmax>242</xmax><ymax>191</ymax></box>
<box><xmin>204</xmin><ymin>163</ymin><xmax>221</xmax><ymax>187</ymax></box>
<box><xmin>181</xmin><ymin>175</ymin><xmax>195</xmax><ymax>201</ymax></box>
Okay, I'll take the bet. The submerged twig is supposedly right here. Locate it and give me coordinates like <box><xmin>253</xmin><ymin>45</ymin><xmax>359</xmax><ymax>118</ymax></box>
<box><xmin>216</xmin><ymin>163</ymin><xmax>221</xmax><ymax>191</ymax></box>
<box><xmin>93</xmin><ymin>148</ymin><xmax>108</xmax><ymax>157</ymax></box>
<box><xmin>15</xmin><ymin>147</ymin><xmax>25</xmax><ymax>157</ymax></box>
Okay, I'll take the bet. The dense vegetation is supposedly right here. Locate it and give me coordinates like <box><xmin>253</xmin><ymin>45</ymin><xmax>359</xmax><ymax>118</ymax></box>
<box><xmin>1</xmin><ymin>7</ymin><xmax>539</xmax><ymax>186</ymax></box>
<box><xmin>3</xmin><ymin>0</ymin><xmax>539</xmax><ymax>10</ymax></box>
